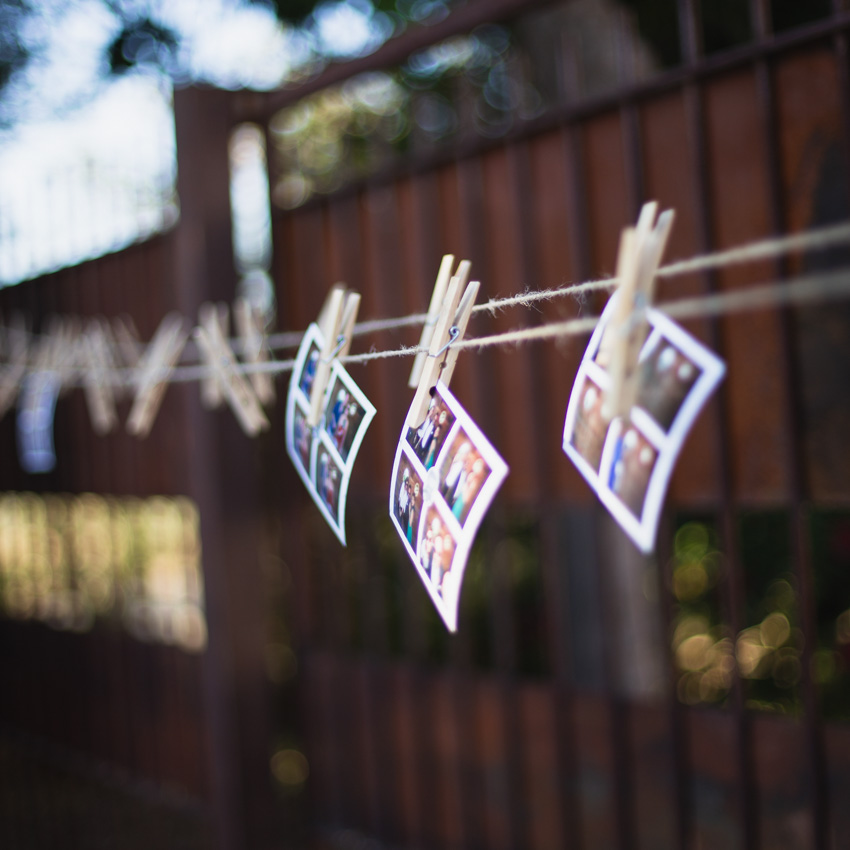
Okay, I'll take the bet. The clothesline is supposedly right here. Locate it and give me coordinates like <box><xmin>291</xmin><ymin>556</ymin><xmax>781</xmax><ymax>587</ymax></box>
<box><xmin>3</xmin><ymin>219</ymin><xmax>850</xmax><ymax>390</ymax></box>
<box><xmin>112</xmin><ymin>263</ymin><xmax>850</xmax><ymax>385</ymax></box>
<box><xmin>263</xmin><ymin>219</ymin><xmax>850</xmax><ymax>352</ymax></box>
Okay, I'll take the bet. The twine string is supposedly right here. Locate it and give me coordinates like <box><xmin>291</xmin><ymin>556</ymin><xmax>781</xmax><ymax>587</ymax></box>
<box><xmin>2</xmin><ymin>219</ymin><xmax>850</xmax><ymax>389</ymax></box>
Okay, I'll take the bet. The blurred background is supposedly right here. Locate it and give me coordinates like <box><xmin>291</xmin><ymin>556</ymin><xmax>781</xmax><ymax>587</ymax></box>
<box><xmin>1</xmin><ymin>1</ymin><xmax>850</xmax><ymax>849</ymax></box>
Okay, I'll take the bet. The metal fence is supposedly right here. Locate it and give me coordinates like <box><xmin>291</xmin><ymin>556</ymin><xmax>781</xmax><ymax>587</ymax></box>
<box><xmin>251</xmin><ymin>1</ymin><xmax>850</xmax><ymax>848</ymax></box>
<box><xmin>2</xmin><ymin>1</ymin><xmax>850</xmax><ymax>849</ymax></box>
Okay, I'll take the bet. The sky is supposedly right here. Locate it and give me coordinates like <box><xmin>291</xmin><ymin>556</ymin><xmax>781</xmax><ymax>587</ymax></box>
<box><xmin>0</xmin><ymin>0</ymin><xmax>393</xmax><ymax>285</ymax></box>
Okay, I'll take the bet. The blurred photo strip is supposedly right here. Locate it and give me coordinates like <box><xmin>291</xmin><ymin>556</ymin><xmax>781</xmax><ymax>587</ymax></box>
<box><xmin>286</xmin><ymin>323</ymin><xmax>376</xmax><ymax>545</ymax></box>
<box><xmin>391</xmin><ymin>381</ymin><xmax>507</xmax><ymax>630</ymax></box>
<box><xmin>564</xmin><ymin>299</ymin><xmax>725</xmax><ymax>552</ymax></box>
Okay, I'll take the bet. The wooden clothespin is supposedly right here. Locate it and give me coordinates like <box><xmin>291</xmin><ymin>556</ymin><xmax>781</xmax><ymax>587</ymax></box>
<box><xmin>126</xmin><ymin>313</ymin><xmax>190</xmax><ymax>438</ymax></box>
<box><xmin>408</xmin><ymin>255</ymin><xmax>471</xmax><ymax>388</ymax></box>
<box><xmin>198</xmin><ymin>302</ymin><xmax>230</xmax><ymax>409</ymax></box>
<box><xmin>42</xmin><ymin>316</ymin><xmax>79</xmax><ymax>394</ymax></box>
<box><xmin>602</xmin><ymin>201</ymin><xmax>675</xmax><ymax>422</ymax></box>
<box><xmin>408</xmin><ymin>264</ymin><xmax>479</xmax><ymax>428</ymax></box>
<box><xmin>194</xmin><ymin>302</ymin><xmax>270</xmax><ymax>437</ymax></box>
<box><xmin>233</xmin><ymin>296</ymin><xmax>275</xmax><ymax>405</ymax></box>
<box><xmin>306</xmin><ymin>285</ymin><xmax>361</xmax><ymax>427</ymax></box>
<box><xmin>82</xmin><ymin>318</ymin><xmax>119</xmax><ymax>435</ymax></box>
<box><xmin>109</xmin><ymin>315</ymin><xmax>142</xmax><ymax>400</ymax></box>
<box><xmin>112</xmin><ymin>315</ymin><xmax>142</xmax><ymax>367</ymax></box>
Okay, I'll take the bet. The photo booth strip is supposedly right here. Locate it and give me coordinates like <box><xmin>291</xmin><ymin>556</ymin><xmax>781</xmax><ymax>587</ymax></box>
<box><xmin>285</xmin><ymin>321</ymin><xmax>376</xmax><ymax>546</ymax></box>
<box><xmin>562</xmin><ymin>294</ymin><xmax>726</xmax><ymax>552</ymax></box>
<box><xmin>390</xmin><ymin>381</ymin><xmax>508</xmax><ymax>632</ymax></box>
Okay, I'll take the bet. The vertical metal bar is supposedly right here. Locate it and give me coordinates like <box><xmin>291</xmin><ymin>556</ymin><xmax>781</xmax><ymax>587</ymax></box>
<box><xmin>831</xmin><ymin>6</ymin><xmax>850</xmax><ymax>205</ymax></box>
<box><xmin>562</xmin><ymin>125</ymin><xmax>593</xmax><ymax>285</ymax></box>
<box><xmin>173</xmin><ymin>85</ymin><xmax>274</xmax><ymax>850</ymax></box>
<box><xmin>547</xmin><ymin>113</ymin><xmax>597</xmax><ymax>850</ymax></box>
<box><xmin>620</xmin><ymin>8</ymin><xmax>647</xmax><ymax>220</ymax></box>
<box><xmin>516</xmin><ymin>117</ymin><xmax>608</xmax><ymax>847</ymax></box>
<box><xmin>677</xmin><ymin>0</ymin><xmax>702</xmax><ymax>63</ymax></box>
<box><xmin>679</xmin><ymin>0</ymin><xmax>759</xmax><ymax>844</ymax></box>
<box><xmin>750</xmin><ymin>0</ymin><xmax>772</xmax><ymax>39</ymax></box>
<box><xmin>605</xmin><ymin>37</ymin><xmax>654</xmax><ymax>850</ymax></box>
<box><xmin>406</xmin><ymin>171</ymin><xmax>445</xmax><ymax>850</ymax></box>
<box><xmin>748</xmin><ymin>2</ymin><xmax>830</xmax><ymax>843</ymax></box>
<box><xmin>657</xmin><ymin>6</ymin><xmax>702</xmax><ymax>850</ymax></box>
<box><xmin>451</xmin><ymin>155</ymin><xmax>494</xmax><ymax>850</ymax></box>
<box><xmin>359</xmin><ymin>182</ymin><xmax>407</xmax><ymax>845</ymax></box>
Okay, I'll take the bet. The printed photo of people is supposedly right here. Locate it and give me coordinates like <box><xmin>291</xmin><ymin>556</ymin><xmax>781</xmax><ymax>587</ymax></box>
<box><xmin>287</xmin><ymin>323</ymin><xmax>377</xmax><ymax>546</ymax></box>
<box><xmin>564</xmin><ymin>301</ymin><xmax>725</xmax><ymax>553</ymax></box>
<box><xmin>391</xmin><ymin>381</ymin><xmax>509</xmax><ymax>630</ymax></box>
<box><xmin>316</xmin><ymin>447</ymin><xmax>343</xmax><ymax>521</ymax></box>
<box><xmin>292</xmin><ymin>405</ymin><xmax>312</xmax><ymax>473</ymax></box>
<box><xmin>393</xmin><ymin>460</ymin><xmax>424</xmax><ymax>548</ymax></box>
<box><xmin>417</xmin><ymin>506</ymin><xmax>457</xmax><ymax>599</ymax></box>
<box><xmin>323</xmin><ymin>377</ymin><xmax>367</xmax><ymax>463</ymax></box>
<box><xmin>568</xmin><ymin>375</ymin><xmax>609</xmax><ymax>474</ymax></box>
<box><xmin>298</xmin><ymin>342</ymin><xmax>320</xmax><ymax>397</ymax></box>
<box><xmin>636</xmin><ymin>335</ymin><xmax>701</xmax><ymax>431</ymax></box>
<box><xmin>606</xmin><ymin>422</ymin><xmax>659</xmax><ymax>520</ymax></box>
<box><xmin>438</xmin><ymin>430</ymin><xmax>492</xmax><ymax>526</ymax></box>
<box><xmin>406</xmin><ymin>391</ymin><xmax>456</xmax><ymax>470</ymax></box>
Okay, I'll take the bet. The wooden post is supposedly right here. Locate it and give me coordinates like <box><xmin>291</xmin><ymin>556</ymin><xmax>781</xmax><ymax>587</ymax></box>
<box><xmin>171</xmin><ymin>86</ymin><xmax>274</xmax><ymax>850</ymax></box>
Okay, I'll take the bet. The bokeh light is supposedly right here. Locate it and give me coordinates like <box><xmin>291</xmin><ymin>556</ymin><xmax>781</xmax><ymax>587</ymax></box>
<box><xmin>0</xmin><ymin>491</ymin><xmax>206</xmax><ymax>651</ymax></box>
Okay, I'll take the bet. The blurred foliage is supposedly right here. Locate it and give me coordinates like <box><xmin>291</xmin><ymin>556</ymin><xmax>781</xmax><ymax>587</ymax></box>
<box><xmin>0</xmin><ymin>491</ymin><xmax>206</xmax><ymax>651</ymax></box>
<box><xmin>269</xmin><ymin>22</ymin><xmax>544</xmax><ymax>207</ymax></box>
<box><xmin>0</xmin><ymin>0</ymin><xmax>32</xmax><ymax>91</ymax></box>
<box><xmin>260</xmin><ymin>0</ymin><xmax>455</xmax><ymax>28</ymax></box>
<box><xmin>810</xmin><ymin>510</ymin><xmax>850</xmax><ymax>721</ymax></box>
<box><xmin>670</xmin><ymin>509</ymin><xmax>850</xmax><ymax>719</ymax></box>
<box><xmin>0</xmin><ymin>0</ymin><xmax>838</xmax><ymax>132</ymax></box>
<box><xmin>107</xmin><ymin>16</ymin><xmax>180</xmax><ymax>76</ymax></box>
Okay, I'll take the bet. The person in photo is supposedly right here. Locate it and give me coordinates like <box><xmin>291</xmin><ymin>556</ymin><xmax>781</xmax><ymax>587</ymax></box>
<box><xmin>407</xmin><ymin>479</ymin><xmax>422</xmax><ymax>545</ymax></box>
<box><xmin>396</xmin><ymin>467</ymin><xmax>411</xmax><ymax>529</ymax></box>
<box><xmin>294</xmin><ymin>409</ymin><xmax>312</xmax><ymax>470</ymax></box>
<box><xmin>409</xmin><ymin>396</ymin><xmax>437</xmax><ymax>452</ymax></box>
<box><xmin>452</xmin><ymin>454</ymin><xmax>489</xmax><ymax>524</ymax></box>
<box><xmin>423</xmin><ymin>408</ymin><xmax>450</xmax><ymax>469</ymax></box>
<box><xmin>608</xmin><ymin>424</ymin><xmax>658</xmax><ymax>519</ymax></box>
<box><xmin>299</xmin><ymin>347</ymin><xmax>319</xmax><ymax>396</ymax></box>
<box><xmin>419</xmin><ymin>508</ymin><xmax>456</xmax><ymax>597</ymax></box>
<box><xmin>570</xmin><ymin>377</ymin><xmax>609</xmax><ymax>473</ymax></box>
<box><xmin>438</xmin><ymin>433</ymin><xmax>492</xmax><ymax>525</ymax></box>
<box><xmin>318</xmin><ymin>449</ymin><xmax>342</xmax><ymax>517</ymax></box>
<box><xmin>439</xmin><ymin>530</ymin><xmax>456</xmax><ymax>585</ymax></box>
<box><xmin>419</xmin><ymin>512</ymin><xmax>442</xmax><ymax>581</ymax></box>
<box><xmin>637</xmin><ymin>338</ymin><xmax>700</xmax><ymax>430</ymax></box>
<box><xmin>441</xmin><ymin>438</ymin><xmax>471</xmax><ymax>503</ymax></box>
<box><xmin>407</xmin><ymin>395</ymin><xmax>455</xmax><ymax>467</ymax></box>
<box><xmin>333</xmin><ymin>401</ymin><xmax>358</xmax><ymax>456</ymax></box>
<box><xmin>326</xmin><ymin>386</ymin><xmax>350</xmax><ymax>435</ymax></box>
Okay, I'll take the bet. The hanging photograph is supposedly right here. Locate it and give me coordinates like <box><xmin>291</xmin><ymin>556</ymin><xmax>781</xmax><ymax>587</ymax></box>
<box><xmin>286</xmin><ymin>323</ymin><xmax>376</xmax><ymax>545</ymax></box>
<box><xmin>390</xmin><ymin>381</ymin><xmax>508</xmax><ymax>631</ymax></box>
<box><xmin>563</xmin><ymin>297</ymin><xmax>725</xmax><ymax>552</ymax></box>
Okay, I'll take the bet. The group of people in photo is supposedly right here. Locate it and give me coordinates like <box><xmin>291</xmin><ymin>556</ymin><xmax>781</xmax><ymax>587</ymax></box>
<box><xmin>418</xmin><ymin>509</ymin><xmax>456</xmax><ymax>597</ymax></box>
<box><xmin>407</xmin><ymin>395</ymin><xmax>454</xmax><ymax>470</ymax></box>
<box><xmin>438</xmin><ymin>434</ymin><xmax>490</xmax><ymax>525</ymax></box>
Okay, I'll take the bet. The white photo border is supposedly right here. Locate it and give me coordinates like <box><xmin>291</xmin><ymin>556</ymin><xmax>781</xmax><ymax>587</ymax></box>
<box><xmin>285</xmin><ymin>322</ymin><xmax>376</xmax><ymax>545</ymax></box>
<box><xmin>563</xmin><ymin>295</ymin><xmax>725</xmax><ymax>552</ymax></box>
<box><xmin>389</xmin><ymin>381</ymin><xmax>508</xmax><ymax>631</ymax></box>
